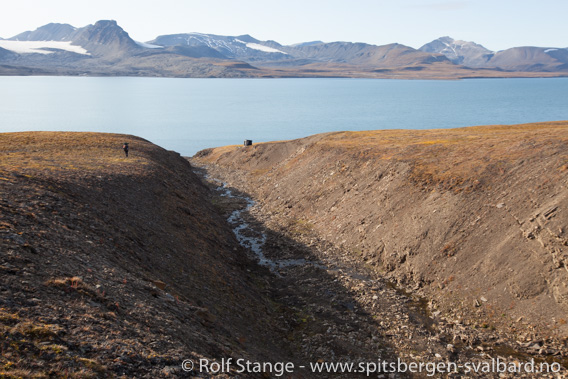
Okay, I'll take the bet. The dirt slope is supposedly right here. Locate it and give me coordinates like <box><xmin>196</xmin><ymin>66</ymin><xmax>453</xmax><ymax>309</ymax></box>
<box><xmin>193</xmin><ymin>121</ymin><xmax>568</xmax><ymax>345</ymax></box>
<box><xmin>0</xmin><ymin>132</ymin><xmax>291</xmax><ymax>378</ymax></box>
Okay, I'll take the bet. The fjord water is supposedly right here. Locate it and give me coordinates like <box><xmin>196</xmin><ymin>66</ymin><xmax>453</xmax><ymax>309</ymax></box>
<box><xmin>1</xmin><ymin>76</ymin><xmax>567</xmax><ymax>156</ymax></box>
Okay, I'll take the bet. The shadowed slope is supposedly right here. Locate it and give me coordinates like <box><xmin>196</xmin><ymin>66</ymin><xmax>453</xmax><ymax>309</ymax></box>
<box><xmin>0</xmin><ymin>132</ymin><xmax>291</xmax><ymax>377</ymax></box>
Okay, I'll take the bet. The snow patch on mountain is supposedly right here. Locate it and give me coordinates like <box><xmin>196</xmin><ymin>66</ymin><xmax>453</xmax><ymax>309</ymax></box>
<box><xmin>0</xmin><ymin>40</ymin><xmax>89</xmax><ymax>55</ymax></box>
<box><xmin>245</xmin><ymin>42</ymin><xmax>287</xmax><ymax>54</ymax></box>
<box><xmin>136</xmin><ymin>41</ymin><xmax>163</xmax><ymax>49</ymax></box>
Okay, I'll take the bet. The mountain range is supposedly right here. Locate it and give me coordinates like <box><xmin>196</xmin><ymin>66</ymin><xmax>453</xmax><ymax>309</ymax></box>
<box><xmin>0</xmin><ymin>20</ymin><xmax>566</xmax><ymax>78</ymax></box>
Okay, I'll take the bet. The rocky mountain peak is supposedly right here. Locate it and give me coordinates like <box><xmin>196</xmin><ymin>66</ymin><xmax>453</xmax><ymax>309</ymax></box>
<box><xmin>79</xmin><ymin>20</ymin><xmax>135</xmax><ymax>45</ymax></box>
<box><xmin>71</xmin><ymin>20</ymin><xmax>140</xmax><ymax>57</ymax></box>
<box><xmin>437</xmin><ymin>36</ymin><xmax>455</xmax><ymax>44</ymax></box>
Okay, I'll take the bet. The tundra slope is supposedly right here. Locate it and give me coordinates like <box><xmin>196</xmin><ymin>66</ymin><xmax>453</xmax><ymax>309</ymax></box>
<box><xmin>193</xmin><ymin>122</ymin><xmax>568</xmax><ymax>350</ymax></box>
<box><xmin>0</xmin><ymin>132</ymin><xmax>295</xmax><ymax>378</ymax></box>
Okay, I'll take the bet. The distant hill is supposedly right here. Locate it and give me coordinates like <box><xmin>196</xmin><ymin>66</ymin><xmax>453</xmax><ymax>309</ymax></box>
<box><xmin>0</xmin><ymin>21</ymin><xmax>567</xmax><ymax>78</ymax></box>
<box><xmin>9</xmin><ymin>23</ymin><xmax>77</xmax><ymax>41</ymax></box>
<box><xmin>150</xmin><ymin>33</ymin><xmax>291</xmax><ymax>61</ymax></box>
<box><xmin>419</xmin><ymin>36</ymin><xmax>493</xmax><ymax>66</ymax></box>
<box><xmin>486</xmin><ymin>46</ymin><xmax>568</xmax><ymax>72</ymax></box>
<box><xmin>420</xmin><ymin>36</ymin><xmax>568</xmax><ymax>72</ymax></box>
<box><xmin>286</xmin><ymin>41</ymin><xmax>449</xmax><ymax>67</ymax></box>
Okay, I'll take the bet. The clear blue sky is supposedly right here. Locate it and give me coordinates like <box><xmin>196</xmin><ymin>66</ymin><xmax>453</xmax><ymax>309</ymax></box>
<box><xmin>1</xmin><ymin>0</ymin><xmax>566</xmax><ymax>51</ymax></box>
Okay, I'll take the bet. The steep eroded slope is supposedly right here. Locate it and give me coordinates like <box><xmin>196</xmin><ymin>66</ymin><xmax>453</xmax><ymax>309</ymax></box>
<box><xmin>193</xmin><ymin>122</ymin><xmax>568</xmax><ymax>346</ymax></box>
<box><xmin>0</xmin><ymin>132</ymin><xmax>290</xmax><ymax>377</ymax></box>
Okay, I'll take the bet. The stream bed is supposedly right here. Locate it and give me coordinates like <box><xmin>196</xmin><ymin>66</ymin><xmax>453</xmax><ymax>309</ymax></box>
<box><xmin>213</xmin><ymin>179</ymin><xmax>328</xmax><ymax>273</ymax></box>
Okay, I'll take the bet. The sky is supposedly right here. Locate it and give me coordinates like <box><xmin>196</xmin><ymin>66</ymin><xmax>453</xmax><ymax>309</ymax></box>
<box><xmin>0</xmin><ymin>0</ymin><xmax>566</xmax><ymax>51</ymax></box>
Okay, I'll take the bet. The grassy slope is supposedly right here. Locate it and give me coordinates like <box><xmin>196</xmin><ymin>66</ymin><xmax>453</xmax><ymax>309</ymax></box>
<box><xmin>0</xmin><ymin>132</ymin><xmax>287</xmax><ymax>378</ymax></box>
<box><xmin>194</xmin><ymin>121</ymin><xmax>568</xmax><ymax>342</ymax></box>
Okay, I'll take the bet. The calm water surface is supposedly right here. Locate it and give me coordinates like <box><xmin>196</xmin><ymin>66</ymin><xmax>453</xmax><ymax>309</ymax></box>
<box><xmin>1</xmin><ymin>77</ymin><xmax>567</xmax><ymax>156</ymax></box>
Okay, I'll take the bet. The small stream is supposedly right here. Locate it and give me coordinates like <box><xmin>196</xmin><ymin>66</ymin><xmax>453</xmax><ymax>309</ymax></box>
<box><xmin>212</xmin><ymin>178</ymin><xmax>327</xmax><ymax>273</ymax></box>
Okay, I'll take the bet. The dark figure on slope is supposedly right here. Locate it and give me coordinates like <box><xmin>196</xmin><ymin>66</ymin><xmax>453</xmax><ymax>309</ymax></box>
<box><xmin>123</xmin><ymin>142</ymin><xmax>129</xmax><ymax>157</ymax></box>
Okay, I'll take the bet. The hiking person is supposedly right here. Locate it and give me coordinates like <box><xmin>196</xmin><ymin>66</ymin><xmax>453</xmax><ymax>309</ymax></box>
<box><xmin>122</xmin><ymin>142</ymin><xmax>129</xmax><ymax>157</ymax></box>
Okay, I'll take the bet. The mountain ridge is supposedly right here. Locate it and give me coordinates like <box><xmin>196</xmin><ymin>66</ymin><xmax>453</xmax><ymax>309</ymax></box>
<box><xmin>0</xmin><ymin>20</ymin><xmax>567</xmax><ymax>78</ymax></box>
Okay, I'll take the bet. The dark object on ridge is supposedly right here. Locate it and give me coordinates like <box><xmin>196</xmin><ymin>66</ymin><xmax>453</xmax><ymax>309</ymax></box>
<box><xmin>123</xmin><ymin>142</ymin><xmax>129</xmax><ymax>157</ymax></box>
<box><xmin>244</xmin><ymin>140</ymin><xmax>252</xmax><ymax>146</ymax></box>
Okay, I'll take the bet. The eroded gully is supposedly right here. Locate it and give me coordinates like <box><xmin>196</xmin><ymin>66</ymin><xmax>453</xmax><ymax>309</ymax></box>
<box><xmin>194</xmin><ymin>167</ymin><xmax>562</xmax><ymax>378</ymax></box>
